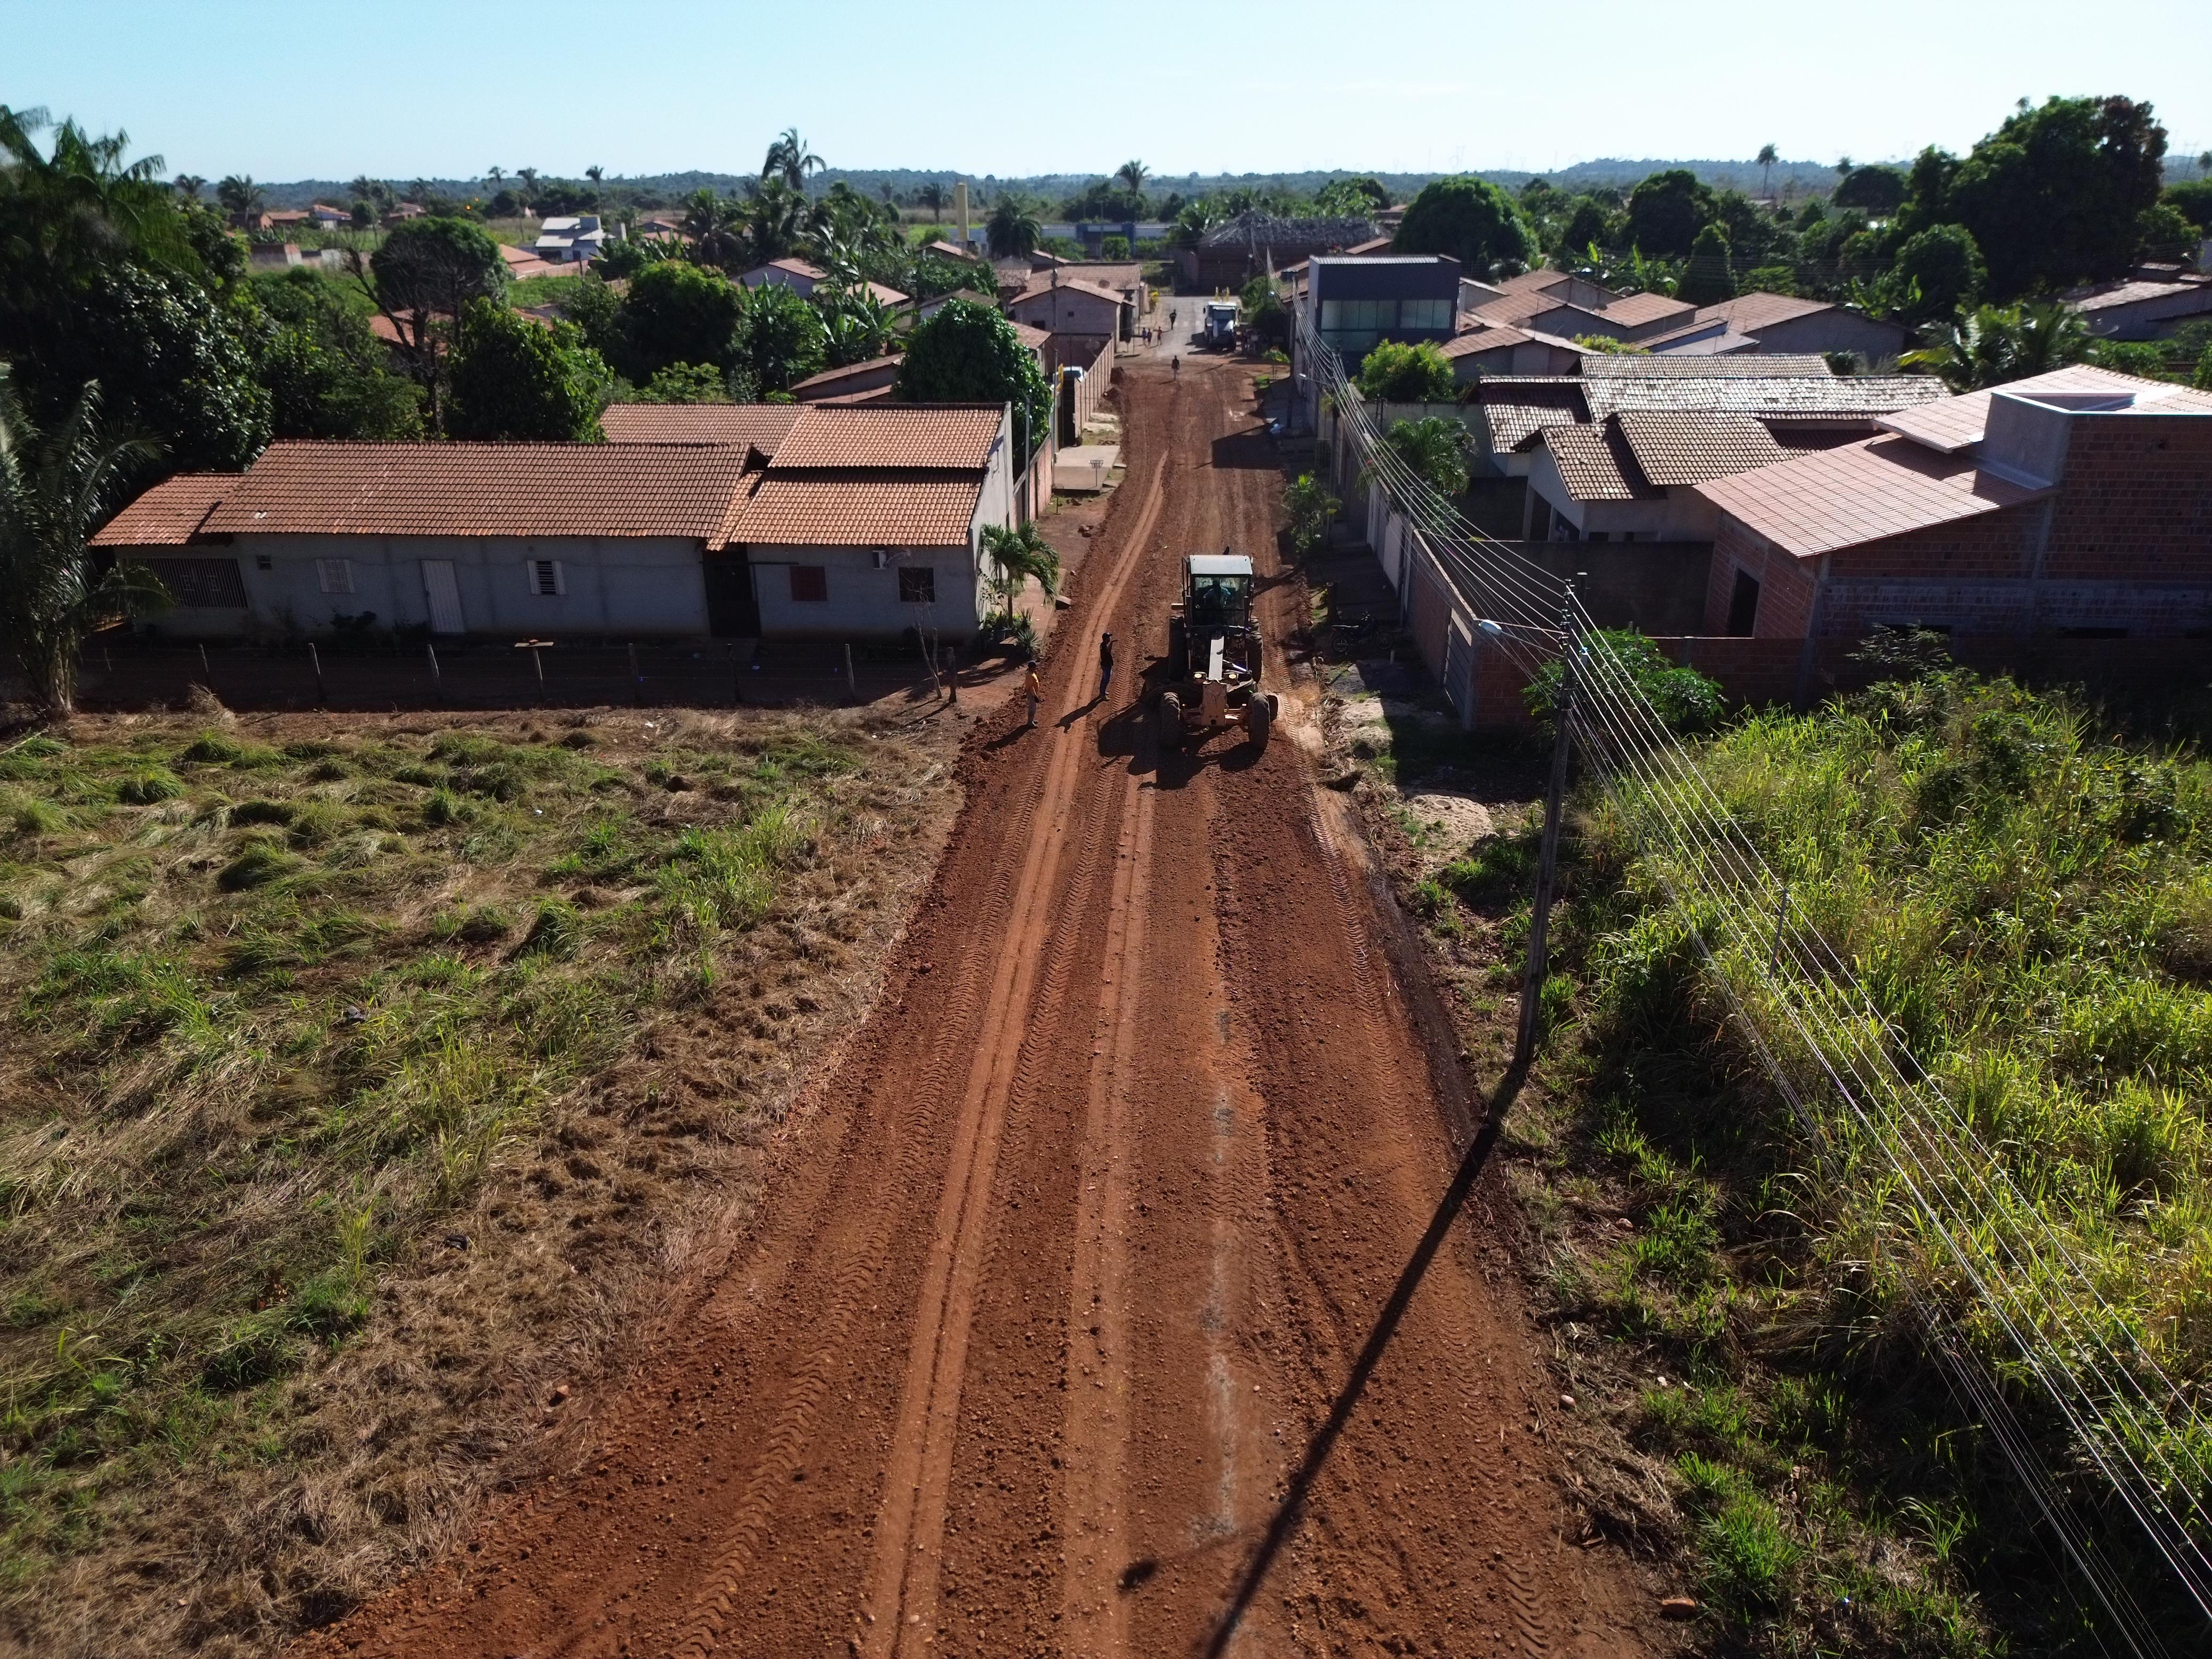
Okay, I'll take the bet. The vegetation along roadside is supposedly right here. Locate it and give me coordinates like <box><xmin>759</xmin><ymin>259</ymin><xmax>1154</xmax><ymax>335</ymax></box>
<box><xmin>1331</xmin><ymin>637</ymin><xmax>2212</xmax><ymax>1656</ymax></box>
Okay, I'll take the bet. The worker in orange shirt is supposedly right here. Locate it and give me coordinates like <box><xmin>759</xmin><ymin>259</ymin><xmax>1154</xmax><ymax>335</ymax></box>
<box><xmin>1024</xmin><ymin>659</ymin><xmax>1042</xmax><ymax>729</ymax></box>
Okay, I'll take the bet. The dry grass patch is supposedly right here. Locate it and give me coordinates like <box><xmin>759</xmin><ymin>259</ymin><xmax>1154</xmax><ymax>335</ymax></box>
<box><xmin>0</xmin><ymin>705</ymin><xmax>959</xmax><ymax>1657</ymax></box>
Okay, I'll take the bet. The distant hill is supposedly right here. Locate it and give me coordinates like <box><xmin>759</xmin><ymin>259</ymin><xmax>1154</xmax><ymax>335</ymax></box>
<box><xmin>250</xmin><ymin>159</ymin><xmax>1855</xmax><ymax>212</ymax></box>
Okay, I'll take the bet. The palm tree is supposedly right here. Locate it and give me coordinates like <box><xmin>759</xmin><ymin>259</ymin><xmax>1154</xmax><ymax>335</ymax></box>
<box><xmin>979</xmin><ymin>521</ymin><xmax>1060</xmax><ymax>624</ymax></box>
<box><xmin>1756</xmin><ymin>144</ymin><xmax>1778</xmax><ymax>200</ymax></box>
<box><xmin>215</xmin><ymin>172</ymin><xmax>264</xmax><ymax>225</ymax></box>
<box><xmin>515</xmin><ymin>167</ymin><xmax>540</xmax><ymax>210</ymax></box>
<box><xmin>586</xmin><ymin>165</ymin><xmax>604</xmax><ymax>184</ymax></box>
<box><xmin>0</xmin><ymin>376</ymin><xmax>167</xmax><ymax>715</ymax></box>
<box><xmin>1115</xmin><ymin>158</ymin><xmax>1150</xmax><ymax>197</ymax></box>
<box><xmin>744</xmin><ymin>179</ymin><xmax>809</xmax><ymax>264</ymax></box>
<box><xmin>1378</xmin><ymin>416</ymin><xmax>1470</xmax><ymax>498</ymax></box>
<box><xmin>1900</xmin><ymin>300</ymin><xmax>2091</xmax><ymax>392</ymax></box>
<box><xmin>2200</xmin><ymin>150</ymin><xmax>2212</xmax><ymax>180</ymax></box>
<box><xmin>986</xmin><ymin>197</ymin><xmax>1042</xmax><ymax>259</ymax></box>
<box><xmin>486</xmin><ymin>165</ymin><xmax>505</xmax><ymax>189</ymax></box>
<box><xmin>762</xmin><ymin>128</ymin><xmax>824</xmax><ymax>193</ymax></box>
<box><xmin>918</xmin><ymin>181</ymin><xmax>946</xmax><ymax>217</ymax></box>
<box><xmin>173</xmin><ymin>173</ymin><xmax>204</xmax><ymax>201</ymax></box>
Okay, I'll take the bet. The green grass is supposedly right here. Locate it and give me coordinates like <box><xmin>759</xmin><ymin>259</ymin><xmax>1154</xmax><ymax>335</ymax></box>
<box><xmin>1559</xmin><ymin>669</ymin><xmax>2212</xmax><ymax>1652</ymax></box>
<box><xmin>0</xmin><ymin>715</ymin><xmax>870</xmax><ymax>1612</ymax></box>
<box><xmin>507</xmin><ymin>272</ymin><xmax>589</xmax><ymax>308</ymax></box>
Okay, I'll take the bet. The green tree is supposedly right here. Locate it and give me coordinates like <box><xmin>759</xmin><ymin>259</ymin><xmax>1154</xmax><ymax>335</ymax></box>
<box><xmin>2164</xmin><ymin>179</ymin><xmax>2212</xmax><ymax>232</ymax></box>
<box><xmin>1113</xmin><ymin>159</ymin><xmax>1150</xmax><ymax>197</ymax></box>
<box><xmin>1378</xmin><ymin>415</ymin><xmax>1469</xmax><ymax>497</ymax></box>
<box><xmin>1625</xmin><ymin>169</ymin><xmax>1716</xmax><ymax>257</ymax></box>
<box><xmin>354</xmin><ymin>215</ymin><xmax>506</xmax><ymax>431</ymax></box>
<box><xmin>1525</xmin><ymin>630</ymin><xmax>1721</xmax><ymax>734</ymax></box>
<box><xmin>215</xmin><ymin>173</ymin><xmax>263</xmax><ymax>225</ymax></box>
<box><xmin>814</xmin><ymin>284</ymin><xmax>895</xmax><ymax>368</ymax></box>
<box><xmin>446</xmin><ymin>298</ymin><xmax>610</xmax><ymax>441</ymax></box>
<box><xmin>1901</xmin><ymin>299</ymin><xmax>2092</xmax><ymax>392</ymax></box>
<box><xmin>1677</xmin><ymin>222</ymin><xmax>1734</xmax><ymax>305</ymax></box>
<box><xmin>253</xmin><ymin>268</ymin><xmax>421</xmax><ymax>440</ymax></box>
<box><xmin>1392</xmin><ymin>175</ymin><xmax>1538</xmax><ymax>274</ymax></box>
<box><xmin>1355</xmin><ymin>340</ymin><xmax>1456</xmax><ymax>403</ymax></box>
<box><xmin>0</xmin><ymin>377</ymin><xmax>167</xmax><ymax>714</ymax></box>
<box><xmin>1756</xmin><ymin>144</ymin><xmax>1778</xmax><ymax>199</ymax></box>
<box><xmin>762</xmin><ymin>128</ymin><xmax>825</xmax><ymax>192</ymax></box>
<box><xmin>1556</xmin><ymin>197</ymin><xmax>1614</xmax><ymax>258</ymax></box>
<box><xmin>978</xmin><ymin>520</ymin><xmax>1059</xmax><ymax>626</ymax></box>
<box><xmin>987</xmin><ymin>196</ymin><xmax>1043</xmax><ymax>258</ymax></box>
<box><xmin>631</xmin><ymin>363</ymin><xmax>731</xmax><ymax>404</ymax></box>
<box><xmin>896</xmin><ymin>299</ymin><xmax>1051</xmax><ymax>457</ymax></box>
<box><xmin>1283</xmin><ymin>473</ymin><xmax>1339</xmax><ymax>562</ymax></box>
<box><xmin>736</xmin><ymin>281</ymin><xmax>827</xmax><ymax>393</ymax></box>
<box><xmin>1832</xmin><ymin>164</ymin><xmax>1907</xmax><ymax>214</ymax></box>
<box><xmin>1885</xmin><ymin>224</ymin><xmax>1987</xmax><ymax>325</ymax></box>
<box><xmin>0</xmin><ymin>106</ymin><xmax>269</xmax><ymax>471</ymax></box>
<box><xmin>1933</xmin><ymin>96</ymin><xmax>2168</xmax><ymax>296</ymax></box>
<box><xmin>2138</xmin><ymin>200</ymin><xmax>2198</xmax><ymax>259</ymax></box>
<box><xmin>615</xmin><ymin>259</ymin><xmax>745</xmax><ymax>383</ymax></box>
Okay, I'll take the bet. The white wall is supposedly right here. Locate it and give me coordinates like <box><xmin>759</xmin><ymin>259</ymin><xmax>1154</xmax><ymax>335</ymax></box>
<box><xmin>750</xmin><ymin>543</ymin><xmax>983</xmax><ymax>639</ymax></box>
<box><xmin>1526</xmin><ymin>449</ymin><xmax>1720</xmax><ymax>542</ymax></box>
<box><xmin>226</xmin><ymin>535</ymin><xmax>711</xmax><ymax>635</ymax></box>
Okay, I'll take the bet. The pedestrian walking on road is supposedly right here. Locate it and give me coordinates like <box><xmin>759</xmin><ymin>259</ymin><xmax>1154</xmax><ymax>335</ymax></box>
<box><xmin>1097</xmin><ymin>631</ymin><xmax>1115</xmax><ymax>701</ymax></box>
<box><xmin>1171</xmin><ymin>355</ymin><xmax>1180</xmax><ymax>380</ymax></box>
<box><xmin>1024</xmin><ymin>660</ymin><xmax>1042</xmax><ymax>729</ymax></box>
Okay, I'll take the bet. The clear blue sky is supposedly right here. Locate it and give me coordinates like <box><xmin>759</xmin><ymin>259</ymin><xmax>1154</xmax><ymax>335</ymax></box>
<box><xmin>6</xmin><ymin>0</ymin><xmax>2209</xmax><ymax>183</ymax></box>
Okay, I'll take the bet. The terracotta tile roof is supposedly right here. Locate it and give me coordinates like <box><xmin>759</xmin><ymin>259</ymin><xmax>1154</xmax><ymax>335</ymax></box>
<box><xmin>1695</xmin><ymin>434</ymin><xmax>2051</xmax><ymax>558</ymax></box>
<box><xmin>90</xmin><ymin>474</ymin><xmax>231</xmax><ymax>547</ymax></box>
<box><xmin>1467</xmin><ymin>290</ymin><xmax>1565</xmax><ymax>329</ymax></box>
<box><xmin>1580</xmin><ymin>374</ymin><xmax>1945</xmax><ymax>421</ymax></box>
<box><xmin>599</xmin><ymin>404</ymin><xmax>806</xmax><ymax>451</ymax></box>
<box><xmin>1540</xmin><ymin>423</ymin><xmax>1664</xmax><ymax>501</ymax></box>
<box><xmin>760</xmin><ymin>257</ymin><xmax>828</xmax><ymax>281</ymax></box>
<box><xmin>1009</xmin><ymin>275</ymin><xmax>1127</xmax><ymax>308</ymax></box>
<box><xmin>1875</xmin><ymin>365</ymin><xmax>2210</xmax><ymax>453</ymax></box>
<box><xmin>1440</xmin><ymin>323</ymin><xmax>1535</xmax><ymax>357</ymax></box>
<box><xmin>767</xmin><ymin>405</ymin><xmax>1003</xmax><ymax>471</ymax></box>
<box><xmin>922</xmin><ymin>239</ymin><xmax>985</xmax><ymax>262</ymax></box>
<box><xmin>1693</xmin><ymin>291</ymin><xmax>1836</xmax><ymax>332</ymax></box>
<box><xmin>1469</xmin><ymin>382</ymin><xmax>1590</xmax><ymax>452</ymax></box>
<box><xmin>1597</xmin><ymin>291</ymin><xmax>1696</xmax><ymax>329</ymax></box>
<box><xmin>199</xmin><ymin>442</ymin><xmax>751</xmax><ymax>540</ymax></box>
<box><xmin>720</xmin><ymin>473</ymin><xmax>982</xmax><ymax>547</ymax></box>
<box><xmin>1582</xmin><ymin>352</ymin><xmax>1834</xmax><ymax>379</ymax></box>
<box><xmin>865</xmin><ymin>281</ymin><xmax>909</xmax><ymax>307</ymax></box>
<box><xmin>1495</xmin><ymin>269</ymin><xmax>1579</xmax><ymax>296</ymax></box>
<box><xmin>1613</xmin><ymin>411</ymin><xmax>1787</xmax><ymax>485</ymax></box>
<box><xmin>1009</xmin><ymin>320</ymin><xmax>1050</xmax><ymax>350</ymax></box>
<box><xmin>789</xmin><ymin>356</ymin><xmax>904</xmax><ymax>396</ymax></box>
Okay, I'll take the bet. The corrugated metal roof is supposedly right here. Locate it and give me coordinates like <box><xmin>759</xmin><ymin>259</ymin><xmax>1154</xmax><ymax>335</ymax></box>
<box><xmin>1582</xmin><ymin>353</ymin><xmax>1834</xmax><ymax>379</ymax></box>
<box><xmin>1582</xmin><ymin>375</ymin><xmax>1945</xmax><ymax>420</ymax></box>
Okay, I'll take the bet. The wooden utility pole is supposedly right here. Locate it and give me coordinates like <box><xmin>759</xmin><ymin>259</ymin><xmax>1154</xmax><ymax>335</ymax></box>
<box><xmin>1514</xmin><ymin>590</ymin><xmax>1578</xmax><ymax>1071</ymax></box>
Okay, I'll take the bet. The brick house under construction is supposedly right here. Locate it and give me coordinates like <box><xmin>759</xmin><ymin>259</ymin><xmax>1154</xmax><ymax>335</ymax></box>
<box><xmin>1694</xmin><ymin>366</ymin><xmax>2212</xmax><ymax>641</ymax></box>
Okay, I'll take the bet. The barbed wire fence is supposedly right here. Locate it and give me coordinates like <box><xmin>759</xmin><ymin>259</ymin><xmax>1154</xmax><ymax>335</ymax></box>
<box><xmin>1295</xmin><ymin>312</ymin><xmax>2211</xmax><ymax>1654</ymax></box>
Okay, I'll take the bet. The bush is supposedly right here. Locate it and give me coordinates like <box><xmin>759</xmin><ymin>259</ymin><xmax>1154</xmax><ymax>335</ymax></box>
<box><xmin>1356</xmin><ymin>340</ymin><xmax>1455</xmax><ymax>403</ymax></box>
<box><xmin>1526</xmin><ymin>630</ymin><xmax>1723</xmax><ymax>735</ymax></box>
<box><xmin>115</xmin><ymin>768</ymin><xmax>185</xmax><ymax>804</ymax></box>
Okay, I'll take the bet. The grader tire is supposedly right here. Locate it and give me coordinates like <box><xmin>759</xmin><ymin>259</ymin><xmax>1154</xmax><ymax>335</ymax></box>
<box><xmin>1159</xmin><ymin>692</ymin><xmax>1185</xmax><ymax>749</ymax></box>
<box><xmin>1245</xmin><ymin>691</ymin><xmax>1273</xmax><ymax>749</ymax></box>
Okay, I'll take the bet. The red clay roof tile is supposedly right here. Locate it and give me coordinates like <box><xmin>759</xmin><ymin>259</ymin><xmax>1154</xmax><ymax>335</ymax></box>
<box><xmin>89</xmin><ymin>474</ymin><xmax>231</xmax><ymax>547</ymax></box>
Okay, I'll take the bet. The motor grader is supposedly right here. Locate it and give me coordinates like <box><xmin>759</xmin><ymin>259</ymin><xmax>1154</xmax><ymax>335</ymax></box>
<box><xmin>1159</xmin><ymin>551</ymin><xmax>1278</xmax><ymax>750</ymax></box>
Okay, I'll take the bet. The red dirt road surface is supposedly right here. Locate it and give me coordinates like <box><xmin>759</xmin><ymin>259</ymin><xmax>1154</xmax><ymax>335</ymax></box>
<box><xmin>306</xmin><ymin>359</ymin><xmax>1653</xmax><ymax>1657</ymax></box>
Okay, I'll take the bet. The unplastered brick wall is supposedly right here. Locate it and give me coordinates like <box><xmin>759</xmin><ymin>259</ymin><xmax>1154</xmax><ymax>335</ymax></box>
<box><xmin>1705</xmin><ymin>516</ymin><xmax>1820</xmax><ymax>637</ymax></box>
<box><xmin>2043</xmin><ymin>415</ymin><xmax>2212</xmax><ymax>584</ymax></box>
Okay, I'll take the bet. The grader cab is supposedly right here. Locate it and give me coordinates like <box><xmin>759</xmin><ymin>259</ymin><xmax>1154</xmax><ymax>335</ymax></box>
<box><xmin>1160</xmin><ymin>551</ymin><xmax>1278</xmax><ymax>749</ymax></box>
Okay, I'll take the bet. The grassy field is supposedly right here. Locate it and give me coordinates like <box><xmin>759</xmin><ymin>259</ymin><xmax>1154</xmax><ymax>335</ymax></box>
<box><xmin>0</xmin><ymin>705</ymin><xmax>958</xmax><ymax>1655</ymax></box>
<box><xmin>505</xmin><ymin>272</ymin><xmax>590</xmax><ymax>309</ymax></box>
<box><xmin>1334</xmin><ymin>655</ymin><xmax>2212</xmax><ymax>1655</ymax></box>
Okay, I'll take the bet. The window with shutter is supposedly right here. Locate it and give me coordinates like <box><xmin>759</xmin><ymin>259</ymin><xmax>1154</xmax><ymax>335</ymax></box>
<box><xmin>789</xmin><ymin>565</ymin><xmax>828</xmax><ymax>602</ymax></box>
<box><xmin>529</xmin><ymin>558</ymin><xmax>565</xmax><ymax>596</ymax></box>
<box><xmin>899</xmin><ymin>566</ymin><xmax>936</xmax><ymax>604</ymax></box>
<box><xmin>317</xmin><ymin>558</ymin><xmax>353</xmax><ymax>594</ymax></box>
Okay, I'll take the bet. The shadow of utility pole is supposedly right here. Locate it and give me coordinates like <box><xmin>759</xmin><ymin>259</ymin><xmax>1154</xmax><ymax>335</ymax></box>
<box><xmin>1202</xmin><ymin>1060</ymin><xmax>1531</xmax><ymax>1658</ymax></box>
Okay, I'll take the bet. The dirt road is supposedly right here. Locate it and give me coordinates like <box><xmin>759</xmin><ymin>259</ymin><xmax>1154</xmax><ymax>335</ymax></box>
<box><xmin>307</xmin><ymin>358</ymin><xmax>1651</xmax><ymax>1658</ymax></box>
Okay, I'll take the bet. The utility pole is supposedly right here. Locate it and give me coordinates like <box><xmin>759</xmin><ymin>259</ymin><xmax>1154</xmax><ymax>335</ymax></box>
<box><xmin>1514</xmin><ymin>586</ymin><xmax>1578</xmax><ymax>1071</ymax></box>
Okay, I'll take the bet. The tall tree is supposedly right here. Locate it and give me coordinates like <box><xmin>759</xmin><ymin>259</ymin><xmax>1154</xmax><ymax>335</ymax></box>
<box><xmin>1392</xmin><ymin>175</ymin><xmax>1538</xmax><ymax>275</ymax></box>
<box><xmin>1884</xmin><ymin>223</ymin><xmax>1987</xmax><ymax>325</ymax></box>
<box><xmin>1924</xmin><ymin>96</ymin><xmax>2167</xmax><ymax>296</ymax></box>
<box><xmin>1901</xmin><ymin>299</ymin><xmax>2091</xmax><ymax>391</ymax></box>
<box><xmin>349</xmin><ymin>216</ymin><xmax>506</xmax><ymax>431</ymax></box>
<box><xmin>978</xmin><ymin>521</ymin><xmax>1060</xmax><ymax>626</ymax></box>
<box><xmin>986</xmin><ymin>197</ymin><xmax>1042</xmax><ymax>258</ymax></box>
<box><xmin>1623</xmin><ymin>169</ymin><xmax>1715</xmax><ymax>257</ymax></box>
<box><xmin>0</xmin><ymin>376</ymin><xmax>167</xmax><ymax>714</ymax></box>
<box><xmin>215</xmin><ymin>173</ymin><xmax>263</xmax><ymax>225</ymax></box>
<box><xmin>1757</xmin><ymin>144</ymin><xmax>1778</xmax><ymax>199</ymax></box>
<box><xmin>447</xmin><ymin>299</ymin><xmax>610</xmax><ymax>441</ymax></box>
<box><xmin>586</xmin><ymin>165</ymin><xmax>604</xmax><ymax>185</ymax></box>
<box><xmin>172</xmin><ymin>173</ymin><xmax>204</xmax><ymax>202</ymax></box>
<box><xmin>609</xmin><ymin>258</ymin><xmax>746</xmax><ymax>383</ymax></box>
<box><xmin>762</xmin><ymin>128</ymin><xmax>824</xmax><ymax>192</ymax></box>
<box><xmin>896</xmin><ymin>299</ymin><xmax>1051</xmax><ymax>457</ymax></box>
<box><xmin>1115</xmin><ymin>159</ymin><xmax>1150</xmax><ymax>197</ymax></box>
<box><xmin>735</xmin><ymin>281</ymin><xmax>826</xmax><ymax>393</ymax></box>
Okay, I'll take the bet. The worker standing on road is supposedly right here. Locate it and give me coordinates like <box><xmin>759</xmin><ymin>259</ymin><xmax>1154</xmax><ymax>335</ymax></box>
<box><xmin>1024</xmin><ymin>659</ymin><xmax>1042</xmax><ymax>729</ymax></box>
<box><xmin>1097</xmin><ymin>631</ymin><xmax>1115</xmax><ymax>700</ymax></box>
<box><xmin>1172</xmin><ymin>356</ymin><xmax>1180</xmax><ymax>380</ymax></box>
